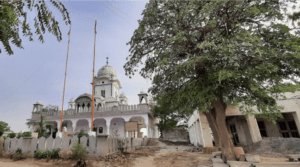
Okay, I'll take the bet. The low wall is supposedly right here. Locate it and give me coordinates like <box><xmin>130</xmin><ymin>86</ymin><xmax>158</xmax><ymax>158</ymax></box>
<box><xmin>0</xmin><ymin>136</ymin><xmax>149</xmax><ymax>156</ymax></box>
<box><xmin>162</xmin><ymin>128</ymin><xmax>188</xmax><ymax>142</ymax></box>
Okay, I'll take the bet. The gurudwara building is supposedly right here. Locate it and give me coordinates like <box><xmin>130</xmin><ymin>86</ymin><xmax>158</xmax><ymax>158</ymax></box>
<box><xmin>27</xmin><ymin>59</ymin><xmax>159</xmax><ymax>138</ymax></box>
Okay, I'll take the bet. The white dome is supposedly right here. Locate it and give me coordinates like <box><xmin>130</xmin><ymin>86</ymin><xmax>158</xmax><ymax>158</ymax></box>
<box><xmin>120</xmin><ymin>92</ymin><xmax>126</xmax><ymax>98</ymax></box>
<box><xmin>97</xmin><ymin>64</ymin><xmax>117</xmax><ymax>78</ymax></box>
<box><xmin>70</xmin><ymin>98</ymin><xmax>75</xmax><ymax>102</ymax></box>
<box><xmin>36</xmin><ymin>100</ymin><xmax>42</xmax><ymax>104</ymax></box>
<box><xmin>140</xmin><ymin>90</ymin><xmax>146</xmax><ymax>94</ymax></box>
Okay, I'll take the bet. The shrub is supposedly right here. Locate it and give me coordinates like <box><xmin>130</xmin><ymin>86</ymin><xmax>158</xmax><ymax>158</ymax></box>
<box><xmin>59</xmin><ymin>149</ymin><xmax>72</xmax><ymax>160</ymax></box>
<box><xmin>16</xmin><ymin>133</ymin><xmax>22</xmax><ymax>139</ymax></box>
<box><xmin>22</xmin><ymin>132</ymin><xmax>32</xmax><ymax>137</ymax></box>
<box><xmin>0</xmin><ymin>140</ymin><xmax>4</xmax><ymax>157</ymax></box>
<box><xmin>7</xmin><ymin>133</ymin><xmax>16</xmax><ymax>138</ymax></box>
<box><xmin>2</xmin><ymin>136</ymin><xmax>7</xmax><ymax>140</ymax></box>
<box><xmin>12</xmin><ymin>148</ymin><xmax>27</xmax><ymax>160</ymax></box>
<box><xmin>34</xmin><ymin>148</ymin><xmax>60</xmax><ymax>159</ymax></box>
<box><xmin>70</xmin><ymin>142</ymin><xmax>86</xmax><ymax>160</ymax></box>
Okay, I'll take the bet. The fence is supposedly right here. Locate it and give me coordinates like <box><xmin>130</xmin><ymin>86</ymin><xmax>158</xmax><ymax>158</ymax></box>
<box><xmin>0</xmin><ymin>136</ymin><xmax>149</xmax><ymax>156</ymax></box>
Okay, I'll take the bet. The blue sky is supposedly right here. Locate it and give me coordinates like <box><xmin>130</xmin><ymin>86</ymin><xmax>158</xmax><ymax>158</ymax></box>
<box><xmin>0</xmin><ymin>0</ymin><xmax>151</xmax><ymax>132</ymax></box>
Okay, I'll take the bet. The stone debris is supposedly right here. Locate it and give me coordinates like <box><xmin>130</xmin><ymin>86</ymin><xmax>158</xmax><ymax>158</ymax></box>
<box><xmin>239</xmin><ymin>154</ymin><xmax>246</xmax><ymax>161</ymax></box>
<box><xmin>186</xmin><ymin>147</ymin><xmax>203</xmax><ymax>152</ymax></box>
<box><xmin>212</xmin><ymin>151</ymin><xmax>222</xmax><ymax>157</ymax></box>
<box><xmin>212</xmin><ymin>162</ymin><xmax>229</xmax><ymax>167</ymax></box>
<box><xmin>73</xmin><ymin>159</ymin><xmax>87</xmax><ymax>167</ymax></box>
<box><xmin>285</xmin><ymin>154</ymin><xmax>300</xmax><ymax>162</ymax></box>
<box><xmin>226</xmin><ymin>161</ymin><xmax>252</xmax><ymax>167</ymax></box>
<box><xmin>210</xmin><ymin>158</ymin><xmax>224</xmax><ymax>163</ymax></box>
<box><xmin>245</xmin><ymin>154</ymin><xmax>260</xmax><ymax>163</ymax></box>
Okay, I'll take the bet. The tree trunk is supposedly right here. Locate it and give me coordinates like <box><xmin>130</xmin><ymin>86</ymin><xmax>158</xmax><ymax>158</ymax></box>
<box><xmin>204</xmin><ymin>109</ymin><xmax>220</xmax><ymax>148</ymax></box>
<box><xmin>211</xmin><ymin>99</ymin><xmax>237</xmax><ymax>162</ymax></box>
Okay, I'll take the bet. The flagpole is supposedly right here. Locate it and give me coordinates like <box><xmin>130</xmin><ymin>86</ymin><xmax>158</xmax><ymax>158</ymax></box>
<box><xmin>91</xmin><ymin>18</ymin><xmax>97</xmax><ymax>133</ymax></box>
<box><xmin>59</xmin><ymin>27</ymin><xmax>71</xmax><ymax>133</ymax></box>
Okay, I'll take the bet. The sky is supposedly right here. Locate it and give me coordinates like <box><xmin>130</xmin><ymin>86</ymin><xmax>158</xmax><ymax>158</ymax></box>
<box><xmin>0</xmin><ymin>0</ymin><xmax>151</xmax><ymax>133</ymax></box>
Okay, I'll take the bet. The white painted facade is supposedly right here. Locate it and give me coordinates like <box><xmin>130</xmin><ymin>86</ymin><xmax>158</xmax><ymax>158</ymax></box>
<box><xmin>27</xmin><ymin>59</ymin><xmax>158</xmax><ymax>138</ymax></box>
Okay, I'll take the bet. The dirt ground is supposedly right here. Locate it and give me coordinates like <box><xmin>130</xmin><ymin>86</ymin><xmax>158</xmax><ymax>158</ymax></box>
<box><xmin>0</xmin><ymin>146</ymin><xmax>213</xmax><ymax>167</ymax></box>
<box><xmin>0</xmin><ymin>139</ymin><xmax>294</xmax><ymax>167</ymax></box>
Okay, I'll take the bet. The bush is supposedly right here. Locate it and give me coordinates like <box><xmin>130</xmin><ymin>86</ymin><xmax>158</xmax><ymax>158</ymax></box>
<box><xmin>12</xmin><ymin>148</ymin><xmax>27</xmax><ymax>160</ymax></box>
<box><xmin>0</xmin><ymin>140</ymin><xmax>4</xmax><ymax>157</ymax></box>
<box><xmin>34</xmin><ymin>148</ymin><xmax>60</xmax><ymax>159</ymax></box>
<box><xmin>22</xmin><ymin>132</ymin><xmax>32</xmax><ymax>137</ymax></box>
<box><xmin>70</xmin><ymin>142</ymin><xmax>86</xmax><ymax>160</ymax></box>
<box><xmin>2</xmin><ymin>136</ymin><xmax>7</xmax><ymax>140</ymax></box>
<box><xmin>7</xmin><ymin>133</ymin><xmax>16</xmax><ymax>138</ymax></box>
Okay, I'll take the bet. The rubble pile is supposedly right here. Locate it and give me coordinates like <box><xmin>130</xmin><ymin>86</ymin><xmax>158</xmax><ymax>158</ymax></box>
<box><xmin>186</xmin><ymin>147</ymin><xmax>203</xmax><ymax>152</ymax></box>
<box><xmin>244</xmin><ymin>137</ymin><xmax>300</xmax><ymax>157</ymax></box>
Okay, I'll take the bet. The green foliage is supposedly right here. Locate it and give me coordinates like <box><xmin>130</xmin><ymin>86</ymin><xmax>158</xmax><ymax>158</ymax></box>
<box><xmin>152</xmin><ymin>95</ymin><xmax>189</xmax><ymax>137</ymax></box>
<box><xmin>7</xmin><ymin>132</ymin><xmax>16</xmax><ymax>138</ymax></box>
<box><xmin>2</xmin><ymin>136</ymin><xmax>7</xmax><ymax>140</ymax></box>
<box><xmin>12</xmin><ymin>148</ymin><xmax>26</xmax><ymax>160</ymax></box>
<box><xmin>0</xmin><ymin>0</ymin><xmax>71</xmax><ymax>55</ymax></box>
<box><xmin>0</xmin><ymin>139</ymin><xmax>4</xmax><ymax>157</ymax></box>
<box><xmin>34</xmin><ymin>148</ymin><xmax>60</xmax><ymax>159</ymax></box>
<box><xmin>26</xmin><ymin>115</ymin><xmax>54</xmax><ymax>138</ymax></box>
<box><xmin>76</xmin><ymin>130</ymin><xmax>88</xmax><ymax>144</ymax></box>
<box><xmin>0</xmin><ymin>121</ymin><xmax>10</xmax><ymax>137</ymax></box>
<box><xmin>70</xmin><ymin>142</ymin><xmax>87</xmax><ymax>160</ymax></box>
<box><xmin>113</xmin><ymin>130</ymin><xmax>126</xmax><ymax>150</ymax></box>
<box><xmin>22</xmin><ymin>132</ymin><xmax>32</xmax><ymax>137</ymax></box>
<box><xmin>124</xmin><ymin>1</ymin><xmax>300</xmax><ymax>123</ymax></box>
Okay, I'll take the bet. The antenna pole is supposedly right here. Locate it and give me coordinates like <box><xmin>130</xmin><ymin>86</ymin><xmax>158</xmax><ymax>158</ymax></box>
<box><xmin>91</xmin><ymin>18</ymin><xmax>97</xmax><ymax>132</ymax></box>
<box><xmin>59</xmin><ymin>27</ymin><xmax>71</xmax><ymax>133</ymax></box>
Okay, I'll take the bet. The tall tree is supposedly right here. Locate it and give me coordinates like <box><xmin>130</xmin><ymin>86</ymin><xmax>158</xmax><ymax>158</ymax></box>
<box><xmin>124</xmin><ymin>1</ymin><xmax>300</xmax><ymax>161</ymax></box>
<box><xmin>0</xmin><ymin>121</ymin><xmax>10</xmax><ymax>137</ymax></box>
<box><xmin>26</xmin><ymin>115</ymin><xmax>54</xmax><ymax>138</ymax></box>
<box><xmin>0</xmin><ymin>0</ymin><xmax>71</xmax><ymax>55</ymax></box>
<box><xmin>151</xmin><ymin>95</ymin><xmax>189</xmax><ymax>138</ymax></box>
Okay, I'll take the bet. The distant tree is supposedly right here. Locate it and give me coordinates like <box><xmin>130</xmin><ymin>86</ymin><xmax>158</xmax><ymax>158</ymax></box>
<box><xmin>0</xmin><ymin>0</ymin><xmax>71</xmax><ymax>55</ymax></box>
<box><xmin>0</xmin><ymin>121</ymin><xmax>10</xmax><ymax>137</ymax></box>
<box><xmin>152</xmin><ymin>95</ymin><xmax>189</xmax><ymax>138</ymax></box>
<box><xmin>124</xmin><ymin>1</ymin><xmax>300</xmax><ymax>161</ymax></box>
<box><xmin>7</xmin><ymin>132</ymin><xmax>16</xmax><ymax>138</ymax></box>
<box><xmin>26</xmin><ymin>115</ymin><xmax>54</xmax><ymax>138</ymax></box>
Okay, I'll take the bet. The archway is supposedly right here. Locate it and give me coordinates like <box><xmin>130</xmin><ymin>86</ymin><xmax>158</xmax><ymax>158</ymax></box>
<box><xmin>110</xmin><ymin>118</ymin><xmax>126</xmax><ymax>137</ymax></box>
<box><xmin>93</xmin><ymin>118</ymin><xmax>107</xmax><ymax>135</ymax></box>
<box><xmin>129</xmin><ymin>116</ymin><xmax>147</xmax><ymax>138</ymax></box>
<box><xmin>62</xmin><ymin>120</ymin><xmax>73</xmax><ymax>134</ymax></box>
<box><xmin>76</xmin><ymin>119</ymin><xmax>89</xmax><ymax>133</ymax></box>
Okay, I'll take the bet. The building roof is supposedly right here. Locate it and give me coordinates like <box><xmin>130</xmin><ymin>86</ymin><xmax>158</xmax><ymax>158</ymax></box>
<box><xmin>97</xmin><ymin>64</ymin><xmax>117</xmax><ymax>79</ymax></box>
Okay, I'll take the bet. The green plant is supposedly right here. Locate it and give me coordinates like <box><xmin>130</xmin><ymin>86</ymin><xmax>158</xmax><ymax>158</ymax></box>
<box><xmin>16</xmin><ymin>133</ymin><xmax>22</xmax><ymax>139</ymax></box>
<box><xmin>70</xmin><ymin>142</ymin><xmax>86</xmax><ymax>160</ymax></box>
<box><xmin>2</xmin><ymin>136</ymin><xmax>7</xmax><ymax>140</ymax></box>
<box><xmin>12</xmin><ymin>148</ymin><xmax>26</xmax><ymax>160</ymax></box>
<box><xmin>22</xmin><ymin>132</ymin><xmax>32</xmax><ymax>137</ymax></box>
<box><xmin>7</xmin><ymin>132</ymin><xmax>16</xmax><ymax>138</ymax></box>
<box><xmin>144</xmin><ymin>135</ymin><xmax>147</xmax><ymax>138</ymax></box>
<box><xmin>0</xmin><ymin>140</ymin><xmax>4</xmax><ymax>157</ymax></box>
<box><xmin>26</xmin><ymin>115</ymin><xmax>54</xmax><ymax>138</ymax></box>
<box><xmin>34</xmin><ymin>148</ymin><xmax>60</xmax><ymax>159</ymax></box>
<box><xmin>113</xmin><ymin>130</ymin><xmax>125</xmax><ymax>153</ymax></box>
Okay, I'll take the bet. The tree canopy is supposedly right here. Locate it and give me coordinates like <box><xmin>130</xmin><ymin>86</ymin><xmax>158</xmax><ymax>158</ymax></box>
<box><xmin>26</xmin><ymin>115</ymin><xmax>54</xmax><ymax>138</ymax></box>
<box><xmin>0</xmin><ymin>121</ymin><xmax>10</xmax><ymax>136</ymax></box>
<box><xmin>0</xmin><ymin>0</ymin><xmax>71</xmax><ymax>55</ymax></box>
<box><xmin>124</xmin><ymin>0</ymin><xmax>300</xmax><ymax>122</ymax></box>
<box><xmin>151</xmin><ymin>95</ymin><xmax>189</xmax><ymax>138</ymax></box>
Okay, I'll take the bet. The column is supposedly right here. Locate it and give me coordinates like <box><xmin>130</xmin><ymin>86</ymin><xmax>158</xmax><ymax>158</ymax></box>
<box><xmin>246</xmin><ymin>115</ymin><xmax>262</xmax><ymax>143</ymax></box>
<box><xmin>107</xmin><ymin>126</ymin><xmax>110</xmax><ymax>136</ymax></box>
<box><xmin>72</xmin><ymin>123</ymin><xmax>76</xmax><ymax>134</ymax></box>
<box><xmin>192</xmin><ymin>124</ymin><xmax>197</xmax><ymax>145</ymax></box>
<box><xmin>195</xmin><ymin>120</ymin><xmax>201</xmax><ymax>145</ymax></box>
<box><xmin>199</xmin><ymin>112</ymin><xmax>213</xmax><ymax>147</ymax></box>
<box><xmin>292</xmin><ymin>112</ymin><xmax>300</xmax><ymax>136</ymax></box>
<box><xmin>135</xmin><ymin>131</ymin><xmax>137</xmax><ymax>138</ymax></box>
<box><xmin>126</xmin><ymin>131</ymin><xmax>129</xmax><ymax>138</ymax></box>
<box><xmin>196</xmin><ymin>119</ymin><xmax>204</xmax><ymax>146</ymax></box>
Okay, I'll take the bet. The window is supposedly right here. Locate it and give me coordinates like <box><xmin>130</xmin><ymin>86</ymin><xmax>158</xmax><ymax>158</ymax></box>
<box><xmin>102</xmin><ymin>81</ymin><xmax>104</xmax><ymax>84</ymax></box>
<box><xmin>93</xmin><ymin>127</ymin><xmax>97</xmax><ymax>132</ymax></box>
<box><xmin>99</xmin><ymin>127</ymin><xmax>103</xmax><ymax>133</ymax></box>
<box><xmin>229</xmin><ymin>124</ymin><xmax>239</xmax><ymax>146</ymax></box>
<box><xmin>277</xmin><ymin>120</ymin><xmax>299</xmax><ymax>138</ymax></box>
<box><xmin>257</xmin><ymin>121</ymin><xmax>267</xmax><ymax>137</ymax></box>
<box><xmin>101</xmin><ymin>90</ymin><xmax>105</xmax><ymax>97</ymax></box>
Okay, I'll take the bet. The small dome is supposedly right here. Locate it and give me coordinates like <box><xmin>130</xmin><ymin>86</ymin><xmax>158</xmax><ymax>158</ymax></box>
<box><xmin>70</xmin><ymin>98</ymin><xmax>75</xmax><ymax>102</ymax></box>
<box><xmin>140</xmin><ymin>89</ymin><xmax>146</xmax><ymax>94</ymax></box>
<box><xmin>36</xmin><ymin>100</ymin><xmax>42</xmax><ymax>104</ymax></box>
<box><xmin>97</xmin><ymin>64</ymin><xmax>117</xmax><ymax>78</ymax></box>
<box><xmin>120</xmin><ymin>92</ymin><xmax>126</xmax><ymax>98</ymax></box>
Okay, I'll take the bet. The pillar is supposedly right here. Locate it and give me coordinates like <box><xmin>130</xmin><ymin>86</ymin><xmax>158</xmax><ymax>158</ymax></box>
<box><xmin>199</xmin><ymin>112</ymin><xmax>213</xmax><ymax>147</ymax></box>
<box><xmin>292</xmin><ymin>112</ymin><xmax>300</xmax><ymax>136</ymax></box>
<box><xmin>246</xmin><ymin>115</ymin><xmax>262</xmax><ymax>143</ymax></box>
<box><xmin>107</xmin><ymin>125</ymin><xmax>110</xmax><ymax>136</ymax></box>
<box><xmin>72</xmin><ymin>123</ymin><xmax>76</xmax><ymax>134</ymax></box>
<box><xmin>195</xmin><ymin>120</ymin><xmax>201</xmax><ymax>145</ymax></box>
<box><xmin>196</xmin><ymin>119</ymin><xmax>203</xmax><ymax>146</ymax></box>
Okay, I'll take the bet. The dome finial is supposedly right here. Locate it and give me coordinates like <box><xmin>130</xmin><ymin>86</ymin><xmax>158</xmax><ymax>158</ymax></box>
<box><xmin>106</xmin><ymin>57</ymin><xmax>109</xmax><ymax>65</ymax></box>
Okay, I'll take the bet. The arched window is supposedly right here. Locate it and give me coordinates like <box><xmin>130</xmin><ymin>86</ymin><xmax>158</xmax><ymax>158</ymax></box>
<box><xmin>87</xmin><ymin>103</ymin><xmax>91</xmax><ymax>112</ymax></box>
<box><xmin>82</xmin><ymin>103</ymin><xmax>85</xmax><ymax>112</ymax></box>
<box><xmin>77</xmin><ymin>104</ymin><xmax>80</xmax><ymax>113</ymax></box>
